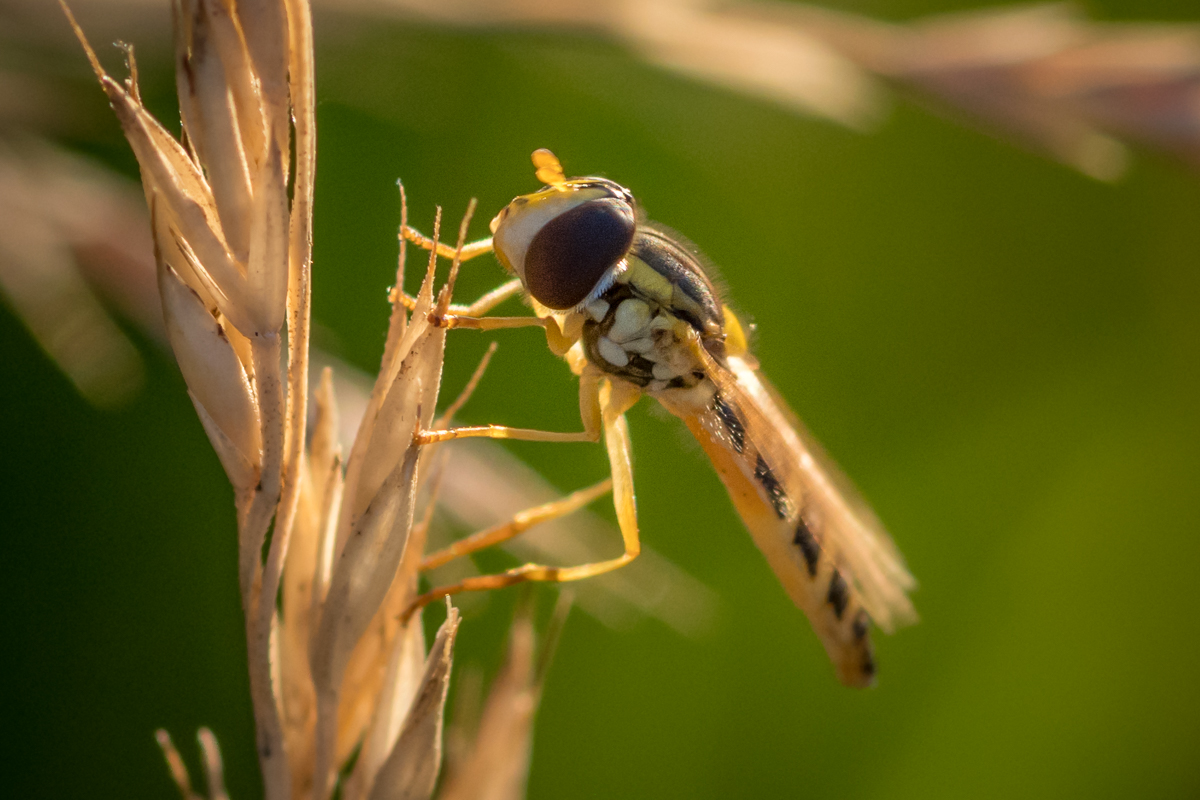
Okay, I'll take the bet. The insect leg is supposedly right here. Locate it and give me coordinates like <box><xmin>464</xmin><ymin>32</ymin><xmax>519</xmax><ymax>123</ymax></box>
<box><xmin>403</xmin><ymin>225</ymin><xmax>494</xmax><ymax>262</ymax></box>
<box><xmin>419</xmin><ymin>478</ymin><xmax>613</xmax><ymax>571</ymax></box>
<box><xmin>454</xmin><ymin>278</ymin><xmax>523</xmax><ymax>316</ymax></box>
<box><xmin>397</xmin><ymin>277</ymin><xmax>525</xmax><ymax>317</ymax></box>
<box><xmin>416</xmin><ymin>424</ymin><xmax>595</xmax><ymax>445</ymax></box>
<box><xmin>430</xmin><ymin>313</ymin><xmax>547</xmax><ymax>332</ymax></box>
<box><xmin>400</xmin><ymin>378</ymin><xmax>643</xmax><ymax>620</ymax></box>
<box><xmin>417</xmin><ymin>368</ymin><xmax>604</xmax><ymax>446</ymax></box>
<box><xmin>400</xmin><ymin>223</ymin><xmax>518</xmax><ymax>313</ymax></box>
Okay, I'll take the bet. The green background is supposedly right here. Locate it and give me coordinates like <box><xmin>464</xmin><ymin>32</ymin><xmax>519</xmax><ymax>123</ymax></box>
<box><xmin>4</xmin><ymin>1</ymin><xmax>1199</xmax><ymax>797</ymax></box>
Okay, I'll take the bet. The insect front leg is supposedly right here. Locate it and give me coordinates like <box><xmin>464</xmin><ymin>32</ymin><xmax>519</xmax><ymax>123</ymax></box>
<box><xmin>397</xmin><ymin>224</ymin><xmax>523</xmax><ymax>315</ymax></box>
<box><xmin>429</xmin><ymin>312</ymin><xmax>548</xmax><ymax>332</ymax></box>
<box><xmin>403</xmin><ymin>224</ymin><xmax>494</xmax><ymax>262</ymax></box>
<box><xmin>400</xmin><ymin>375</ymin><xmax>644</xmax><ymax>620</ymax></box>
<box><xmin>454</xmin><ymin>278</ymin><xmax>524</xmax><ymax>316</ymax></box>
<box><xmin>400</xmin><ymin>277</ymin><xmax>526</xmax><ymax>316</ymax></box>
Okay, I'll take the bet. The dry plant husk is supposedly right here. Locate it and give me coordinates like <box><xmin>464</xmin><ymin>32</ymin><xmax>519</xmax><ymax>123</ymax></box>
<box><xmin>60</xmin><ymin>1</ymin><xmax>570</xmax><ymax>798</ymax></box>
<box><xmin>64</xmin><ymin>0</ymin><xmax>314</xmax><ymax>792</ymax></box>
<box><xmin>437</xmin><ymin>595</ymin><xmax>569</xmax><ymax>800</ymax></box>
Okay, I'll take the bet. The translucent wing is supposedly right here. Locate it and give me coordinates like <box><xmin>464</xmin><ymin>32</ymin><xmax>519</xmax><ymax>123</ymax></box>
<box><xmin>730</xmin><ymin>356</ymin><xmax>918</xmax><ymax>630</ymax></box>
<box><xmin>662</xmin><ymin>353</ymin><xmax>916</xmax><ymax>686</ymax></box>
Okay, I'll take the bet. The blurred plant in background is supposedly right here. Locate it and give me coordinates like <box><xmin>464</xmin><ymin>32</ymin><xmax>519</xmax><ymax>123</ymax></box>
<box><xmin>5</xmin><ymin>2</ymin><xmax>1199</xmax><ymax>411</ymax></box>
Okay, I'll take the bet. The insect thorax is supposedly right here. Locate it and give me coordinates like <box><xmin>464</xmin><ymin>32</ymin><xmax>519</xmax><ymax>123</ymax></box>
<box><xmin>578</xmin><ymin>231</ymin><xmax>727</xmax><ymax>397</ymax></box>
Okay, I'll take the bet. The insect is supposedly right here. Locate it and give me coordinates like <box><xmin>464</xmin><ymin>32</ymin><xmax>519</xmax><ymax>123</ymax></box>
<box><xmin>406</xmin><ymin>150</ymin><xmax>916</xmax><ymax>686</ymax></box>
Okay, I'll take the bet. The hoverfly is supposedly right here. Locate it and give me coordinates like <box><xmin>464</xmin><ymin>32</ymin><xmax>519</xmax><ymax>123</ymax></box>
<box><xmin>406</xmin><ymin>150</ymin><xmax>916</xmax><ymax>686</ymax></box>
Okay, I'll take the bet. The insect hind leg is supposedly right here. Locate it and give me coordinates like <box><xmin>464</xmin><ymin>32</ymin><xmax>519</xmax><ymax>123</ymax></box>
<box><xmin>401</xmin><ymin>377</ymin><xmax>642</xmax><ymax>621</ymax></box>
<box><xmin>418</xmin><ymin>478</ymin><xmax>614</xmax><ymax>571</ymax></box>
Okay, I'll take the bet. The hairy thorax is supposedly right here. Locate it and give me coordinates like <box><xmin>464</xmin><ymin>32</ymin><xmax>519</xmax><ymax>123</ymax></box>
<box><xmin>577</xmin><ymin>240</ymin><xmax>727</xmax><ymax>405</ymax></box>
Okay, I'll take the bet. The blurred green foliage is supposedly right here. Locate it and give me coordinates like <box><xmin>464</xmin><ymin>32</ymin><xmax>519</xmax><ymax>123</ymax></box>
<box><xmin>4</xmin><ymin>2</ymin><xmax>1199</xmax><ymax>798</ymax></box>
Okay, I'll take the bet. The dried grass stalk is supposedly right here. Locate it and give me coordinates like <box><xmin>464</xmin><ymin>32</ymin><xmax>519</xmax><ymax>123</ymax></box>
<box><xmin>65</xmin><ymin>1</ymin><xmax>306</xmax><ymax>791</ymax></box>
<box><xmin>156</xmin><ymin>728</ymin><xmax>230</xmax><ymax>800</ymax></box>
<box><xmin>366</xmin><ymin>0</ymin><xmax>1200</xmax><ymax>179</ymax></box>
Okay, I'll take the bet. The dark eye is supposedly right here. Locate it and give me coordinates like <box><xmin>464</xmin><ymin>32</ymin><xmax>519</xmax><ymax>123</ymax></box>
<box><xmin>523</xmin><ymin>198</ymin><xmax>635</xmax><ymax>310</ymax></box>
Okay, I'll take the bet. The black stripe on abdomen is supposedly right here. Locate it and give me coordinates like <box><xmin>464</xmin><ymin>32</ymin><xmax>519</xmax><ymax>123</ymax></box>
<box><xmin>793</xmin><ymin>518</ymin><xmax>820</xmax><ymax>576</ymax></box>
<box><xmin>753</xmin><ymin>453</ymin><xmax>791</xmax><ymax>520</ymax></box>
<box><xmin>852</xmin><ymin>609</ymin><xmax>870</xmax><ymax>641</ymax></box>
<box><xmin>712</xmin><ymin>393</ymin><xmax>746</xmax><ymax>454</ymax></box>
<box><xmin>827</xmin><ymin>569</ymin><xmax>849</xmax><ymax>620</ymax></box>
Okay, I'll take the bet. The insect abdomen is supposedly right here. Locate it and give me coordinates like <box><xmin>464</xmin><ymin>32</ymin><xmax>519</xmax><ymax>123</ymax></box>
<box><xmin>681</xmin><ymin>389</ymin><xmax>878</xmax><ymax>687</ymax></box>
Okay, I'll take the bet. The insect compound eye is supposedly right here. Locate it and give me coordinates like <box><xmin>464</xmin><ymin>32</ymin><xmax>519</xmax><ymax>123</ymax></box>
<box><xmin>522</xmin><ymin>197</ymin><xmax>635</xmax><ymax>310</ymax></box>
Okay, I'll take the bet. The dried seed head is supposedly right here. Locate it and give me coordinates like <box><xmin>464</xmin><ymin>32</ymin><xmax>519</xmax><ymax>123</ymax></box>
<box><xmin>158</xmin><ymin>260</ymin><xmax>262</xmax><ymax>492</ymax></box>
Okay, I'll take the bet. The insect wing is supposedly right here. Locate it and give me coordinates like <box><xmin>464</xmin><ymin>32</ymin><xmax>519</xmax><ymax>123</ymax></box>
<box><xmin>726</xmin><ymin>356</ymin><xmax>917</xmax><ymax>630</ymax></box>
<box><xmin>673</xmin><ymin>355</ymin><xmax>915</xmax><ymax>686</ymax></box>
